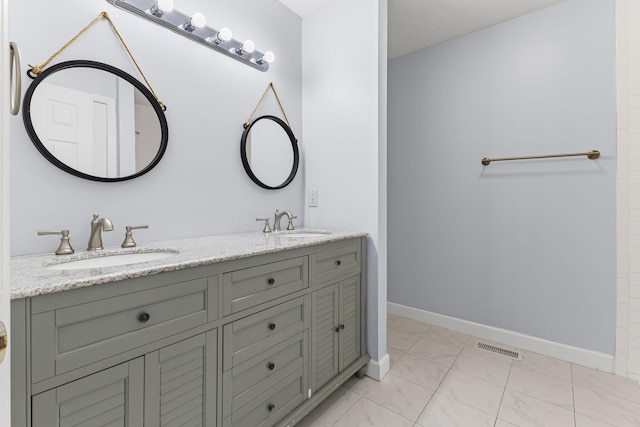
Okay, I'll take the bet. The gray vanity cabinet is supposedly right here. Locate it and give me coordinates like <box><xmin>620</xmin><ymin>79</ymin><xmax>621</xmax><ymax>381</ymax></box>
<box><xmin>310</xmin><ymin>276</ymin><xmax>361</xmax><ymax>392</ymax></box>
<box><xmin>12</xmin><ymin>237</ymin><xmax>369</xmax><ymax>427</ymax></box>
<box><xmin>32</xmin><ymin>358</ymin><xmax>145</xmax><ymax>427</ymax></box>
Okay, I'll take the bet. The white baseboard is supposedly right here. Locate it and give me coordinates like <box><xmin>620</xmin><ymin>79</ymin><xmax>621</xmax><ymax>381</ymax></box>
<box><xmin>366</xmin><ymin>353</ymin><xmax>390</xmax><ymax>380</ymax></box>
<box><xmin>388</xmin><ymin>302</ymin><xmax>614</xmax><ymax>373</ymax></box>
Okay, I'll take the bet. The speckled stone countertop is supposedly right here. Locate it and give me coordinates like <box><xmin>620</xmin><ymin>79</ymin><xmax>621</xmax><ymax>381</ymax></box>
<box><xmin>11</xmin><ymin>229</ymin><xmax>367</xmax><ymax>299</ymax></box>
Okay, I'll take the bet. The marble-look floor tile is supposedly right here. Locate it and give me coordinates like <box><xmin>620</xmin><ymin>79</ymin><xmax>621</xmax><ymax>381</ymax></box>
<box><xmin>388</xmin><ymin>329</ymin><xmax>421</xmax><ymax>351</ymax></box>
<box><xmin>390</xmin><ymin>353</ymin><xmax>449</xmax><ymax>390</ymax></box>
<box><xmin>333</xmin><ymin>397</ymin><xmax>414</xmax><ymax>427</ymax></box>
<box><xmin>575</xmin><ymin>413</ymin><xmax>616</xmax><ymax>427</ymax></box>
<box><xmin>437</xmin><ymin>369</ymin><xmax>504</xmax><ymax>416</ymax></box>
<box><xmin>307</xmin><ymin>386</ymin><xmax>361</xmax><ymax>426</ymax></box>
<box><xmin>407</xmin><ymin>337</ymin><xmax>461</xmax><ymax>368</ymax></box>
<box><xmin>574</xmin><ymin>384</ymin><xmax>640</xmax><ymax>426</ymax></box>
<box><xmin>295</xmin><ymin>415</ymin><xmax>327</xmax><ymax>427</ymax></box>
<box><xmin>388</xmin><ymin>348</ymin><xmax>405</xmax><ymax>368</ymax></box>
<box><xmin>453</xmin><ymin>348</ymin><xmax>512</xmax><ymax>386</ymax></box>
<box><xmin>388</xmin><ymin>317</ymin><xmax>431</xmax><ymax>336</ymax></box>
<box><xmin>387</xmin><ymin>313</ymin><xmax>402</xmax><ymax>323</ymax></box>
<box><xmin>494</xmin><ymin>419</ymin><xmax>518</xmax><ymax>427</ymax></box>
<box><xmin>342</xmin><ymin>375</ymin><xmax>376</xmax><ymax>396</ymax></box>
<box><xmin>415</xmin><ymin>393</ymin><xmax>495</xmax><ymax>427</ymax></box>
<box><xmin>572</xmin><ymin>364</ymin><xmax>640</xmax><ymax>404</ymax></box>
<box><xmin>422</xmin><ymin>326</ymin><xmax>469</xmax><ymax>350</ymax></box>
<box><xmin>364</xmin><ymin>373</ymin><xmax>435</xmax><ymax>421</ymax></box>
<box><xmin>498</xmin><ymin>389</ymin><xmax>574</xmax><ymax>427</ymax></box>
<box><xmin>514</xmin><ymin>350</ymin><xmax>572</xmax><ymax>383</ymax></box>
<box><xmin>506</xmin><ymin>366</ymin><xmax>574</xmax><ymax>410</ymax></box>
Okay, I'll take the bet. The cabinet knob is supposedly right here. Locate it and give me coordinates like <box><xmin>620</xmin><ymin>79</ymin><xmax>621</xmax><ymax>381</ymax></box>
<box><xmin>335</xmin><ymin>259</ymin><xmax>342</xmax><ymax>266</ymax></box>
<box><xmin>268</xmin><ymin>403</ymin><xmax>275</xmax><ymax>413</ymax></box>
<box><xmin>268</xmin><ymin>323</ymin><xmax>276</xmax><ymax>331</ymax></box>
<box><xmin>335</xmin><ymin>326</ymin><xmax>340</xmax><ymax>333</ymax></box>
<box><xmin>268</xmin><ymin>362</ymin><xmax>275</xmax><ymax>370</ymax></box>
<box><xmin>340</xmin><ymin>324</ymin><xmax>345</xmax><ymax>330</ymax></box>
<box><xmin>138</xmin><ymin>312</ymin><xmax>150</xmax><ymax>323</ymax></box>
<box><xmin>267</xmin><ymin>278</ymin><xmax>275</xmax><ymax>285</ymax></box>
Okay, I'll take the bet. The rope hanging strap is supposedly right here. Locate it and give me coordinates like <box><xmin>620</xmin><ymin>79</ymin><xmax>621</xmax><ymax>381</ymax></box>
<box><xmin>245</xmin><ymin>82</ymin><xmax>292</xmax><ymax>128</ymax></box>
<box><xmin>28</xmin><ymin>11</ymin><xmax>164</xmax><ymax>109</ymax></box>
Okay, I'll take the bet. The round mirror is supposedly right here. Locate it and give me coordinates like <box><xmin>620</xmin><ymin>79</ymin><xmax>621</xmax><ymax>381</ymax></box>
<box><xmin>22</xmin><ymin>60</ymin><xmax>168</xmax><ymax>182</ymax></box>
<box><xmin>241</xmin><ymin>115</ymin><xmax>299</xmax><ymax>190</ymax></box>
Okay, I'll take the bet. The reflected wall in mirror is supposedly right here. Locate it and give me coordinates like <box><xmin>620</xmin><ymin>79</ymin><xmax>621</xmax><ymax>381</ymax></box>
<box><xmin>241</xmin><ymin>115</ymin><xmax>299</xmax><ymax>190</ymax></box>
<box><xmin>22</xmin><ymin>61</ymin><xmax>168</xmax><ymax>182</ymax></box>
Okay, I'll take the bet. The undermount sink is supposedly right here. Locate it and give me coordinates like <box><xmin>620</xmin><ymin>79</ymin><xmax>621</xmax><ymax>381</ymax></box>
<box><xmin>46</xmin><ymin>250</ymin><xmax>178</xmax><ymax>271</ymax></box>
<box><xmin>278</xmin><ymin>231</ymin><xmax>331</xmax><ymax>238</ymax></box>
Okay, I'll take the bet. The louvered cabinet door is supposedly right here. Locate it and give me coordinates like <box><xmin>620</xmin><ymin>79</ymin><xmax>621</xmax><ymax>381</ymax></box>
<box><xmin>310</xmin><ymin>284</ymin><xmax>339</xmax><ymax>392</ymax></box>
<box><xmin>32</xmin><ymin>358</ymin><xmax>144</xmax><ymax>427</ymax></box>
<box><xmin>144</xmin><ymin>330</ymin><xmax>217</xmax><ymax>427</ymax></box>
<box><xmin>338</xmin><ymin>276</ymin><xmax>361</xmax><ymax>372</ymax></box>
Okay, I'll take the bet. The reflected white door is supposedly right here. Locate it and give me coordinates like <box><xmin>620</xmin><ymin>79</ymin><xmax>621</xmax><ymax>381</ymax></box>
<box><xmin>31</xmin><ymin>83</ymin><xmax>117</xmax><ymax>177</ymax></box>
<box><xmin>0</xmin><ymin>0</ymin><xmax>12</xmax><ymax>418</ymax></box>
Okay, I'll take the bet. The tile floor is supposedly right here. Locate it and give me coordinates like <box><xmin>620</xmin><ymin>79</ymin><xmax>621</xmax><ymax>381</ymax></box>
<box><xmin>297</xmin><ymin>314</ymin><xmax>640</xmax><ymax>427</ymax></box>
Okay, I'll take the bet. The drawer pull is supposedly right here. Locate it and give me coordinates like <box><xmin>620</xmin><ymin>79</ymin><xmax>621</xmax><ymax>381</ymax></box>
<box><xmin>138</xmin><ymin>312</ymin><xmax>151</xmax><ymax>323</ymax></box>
<box><xmin>267</xmin><ymin>277</ymin><xmax>275</xmax><ymax>285</ymax></box>
<box><xmin>335</xmin><ymin>259</ymin><xmax>342</xmax><ymax>266</ymax></box>
<box><xmin>268</xmin><ymin>403</ymin><xmax>275</xmax><ymax>413</ymax></box>
<box><xmin>268</xmin><ymin>322</ymin><xmax>276</xmax><ymax>331</ymax></box>
<box><xmin>267</xmin><ymin>362</ymin><xmax>275</xmax><ymax>370</ymax></box>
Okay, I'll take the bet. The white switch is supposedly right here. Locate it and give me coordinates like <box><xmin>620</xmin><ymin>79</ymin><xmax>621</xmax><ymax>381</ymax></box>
<box><xmin>309</xmin><ymin>190</ymin><xmax>318</xmax><ymax>207</ymax></box>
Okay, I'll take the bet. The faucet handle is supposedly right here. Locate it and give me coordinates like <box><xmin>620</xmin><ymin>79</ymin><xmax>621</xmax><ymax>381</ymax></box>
<box><xmin>121</xmin><ymin>225</ymin><xmax>149</xmax><ymax>248</ymax></box>
<box><xmin>256</xmin><ymin>218</ymin><xmax>272</xmax><ymax>233</ymax></box>
<box><xmin>287</xmin><ymin>216</ymin><xmax>298</xmax><ymax>231</ymax></box>
<box><xmin>38</xmin><ymin>229</ymin><xmax>74</xmax><ymax>255</ymax></box>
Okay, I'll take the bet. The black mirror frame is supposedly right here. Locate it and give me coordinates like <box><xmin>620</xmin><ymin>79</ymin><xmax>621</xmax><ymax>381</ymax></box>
<box><xmin>22</xmin><ymin>60</ymin><xmax>169</xmax><ymax>182</ymax></box>
<box><xmin>240</xmin><ymin>115</ymin><xmax>299</xmax><ymax>190</ymax></box>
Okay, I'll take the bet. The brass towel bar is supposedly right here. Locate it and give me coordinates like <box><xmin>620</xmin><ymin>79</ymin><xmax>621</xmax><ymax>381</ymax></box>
<box><xmin>481</xmin><ymin>150</ymin><xmax>600</xmax><ymax>166</ymax></box>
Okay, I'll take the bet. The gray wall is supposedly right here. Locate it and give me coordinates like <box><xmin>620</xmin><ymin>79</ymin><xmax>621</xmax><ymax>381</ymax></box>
<box><xmin>388</xmin><ymin>0</ymin><xmax>616</xmax><ymax>354</ymax></box>
<box><xmin>9</xmin><ymin>0</ymin><xmax>302</xmax><ymax>255</ymax></box>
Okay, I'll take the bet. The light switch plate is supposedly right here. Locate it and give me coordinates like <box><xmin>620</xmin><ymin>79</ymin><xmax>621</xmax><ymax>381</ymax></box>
<box><xmin>309</xmin><ymin>190</ymin><xmax>318</xmax><ymax>207</ymax></box>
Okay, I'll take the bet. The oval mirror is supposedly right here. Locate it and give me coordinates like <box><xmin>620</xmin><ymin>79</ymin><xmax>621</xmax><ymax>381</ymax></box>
<box><xmin>22</xmin><ymin>60</ymin><xmax>168</xmax><ymax>182</ymax></box>
<box><xmin>241</xmin><ymin>115</ymin><xmax>299</xmax><ymax>190</ymax></box>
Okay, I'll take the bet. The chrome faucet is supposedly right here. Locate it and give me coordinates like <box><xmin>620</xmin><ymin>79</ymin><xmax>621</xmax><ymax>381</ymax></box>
<box><xmin>88</xmin><ymin>214</ymin><xmax>114</xmax><ymax>250</ymax></box>
<box><xmin>274</xmin><ymin>209</ymin><xmax>297</xmax><ymax>232</ymax></box>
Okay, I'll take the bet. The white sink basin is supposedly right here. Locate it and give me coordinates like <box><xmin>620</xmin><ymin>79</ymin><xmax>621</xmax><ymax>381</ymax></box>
<box><xmin>46</xmin><ymin>251</ymin><xmax>178</xmax><ymax>271</ymax></box>
<box><xmin>278</xmin><ymin>231</ymin><xmax>331</xmax><ymax>238</ymax></box>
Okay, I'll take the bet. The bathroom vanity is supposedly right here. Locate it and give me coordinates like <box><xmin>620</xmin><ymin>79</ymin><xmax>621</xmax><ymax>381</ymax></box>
<box><xmin>10</xmin><ymin>230</ymin><xmax>369</xmax><ymax>427</ymax></box>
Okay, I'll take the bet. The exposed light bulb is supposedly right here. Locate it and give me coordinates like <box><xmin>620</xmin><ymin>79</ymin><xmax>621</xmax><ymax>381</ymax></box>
<box><xmin>149</xmin><ymin>0</ymin><xmax>174</xmax><ymax>17</ymax></box>
<box><xmin>209</xmin><ymin>27</ymin><xmax>232</xmax><ymax>45</ymax></box>
<box><xmin>184</xmin><ymin>12</ymin><xmax>206</xmax><ymax>31</ymax></box>
<box><xmin>236</xmin><ymin>39</ymin><xmax>255</xmax><ymax>55</ymax></box>
<box><xmin>257</xmin><ymin>51</ymin><xmax>275</xmax><ymax>64</ymax></box>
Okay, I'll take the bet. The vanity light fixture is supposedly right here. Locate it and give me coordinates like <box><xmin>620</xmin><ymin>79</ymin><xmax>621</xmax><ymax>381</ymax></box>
<box><xmin>106</xmin><ymin>0</ymin><xmax>274</xmax><ymax>72</ymax></box>
<box><xmin>235</xmin><ymin>40</ymin><xmax>255</xmax><ymax>55</ymax></box>
<box><xmin>256</xmin><ymin>51</ymin><xmax>275</xmax><ymax>65</ymax></box>
<box><xmin>183</xmin><ymin>12</ymin><xmax>205</xmax><ymax>32</ymax></box>
<box><xmin>149</xmin><ymin>0</ymin><xmax>173</xmax><ymax>17</ymax></box>
<box><xmin>207</xmin><ymin>27</ymin><xmax>232</xmax><ymax>45</ymax></box>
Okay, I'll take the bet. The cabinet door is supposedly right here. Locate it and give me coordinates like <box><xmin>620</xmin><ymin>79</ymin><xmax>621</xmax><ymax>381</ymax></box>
<box><xmin>310</xmin><ymin>284</ymin><xmax>339</xmax><ymax>392</ymax></box>
<box><xmin>144</xmin><ymin>330</ymin><xmax>217</xmax><ymax>427</ymax></box>
<box><xmin>338</xmin><ymin>276</ymin><xmax>361</xmax><ymax>372</ymax></box>
<box><xmin>32</xmin><ymin>358</ymin><xmax>144</xmax><ymax>427</ymax></box>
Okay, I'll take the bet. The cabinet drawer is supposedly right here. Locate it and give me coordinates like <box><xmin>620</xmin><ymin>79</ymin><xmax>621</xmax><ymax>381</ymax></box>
<box><xmin>223</xmin><ymin>368</ymin><xmax>308</xmax><ymax>427</ymax></box>
<box><xmin>223</xmin><ymin>257</ymin><xmax>308</xmax><ymax>315</ymax></box>
<box><xmin>223</xmin><ymin>331</ymin><xmax>307</xmax><ymax>417</ymax></box>
<box><xmin>311</xmin><ymin>242</ymin><xmax>361</xmax><ymax>286</ymax></box>
<box><xmin>223</xmin><ymin>296</ymin><xmax>309</xmax><ymax>370</ymax></box>
<box><xmin>31</xmin><ymin>278</ymin><xmax>210</xmax><ymax>383</ymax></box>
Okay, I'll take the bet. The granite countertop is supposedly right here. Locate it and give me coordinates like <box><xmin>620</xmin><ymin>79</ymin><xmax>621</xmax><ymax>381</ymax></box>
<box><xmin>11</xmin><ymin>229</ymin><xmax>367</xmax><ymax>299</ymax></box>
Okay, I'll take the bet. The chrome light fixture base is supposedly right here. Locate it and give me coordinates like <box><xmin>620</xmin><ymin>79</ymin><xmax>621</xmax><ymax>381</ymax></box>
<box><xmin>106</xmin><ymin>0</ymin><xmax>271</xmax><ymax>72</ymax></box>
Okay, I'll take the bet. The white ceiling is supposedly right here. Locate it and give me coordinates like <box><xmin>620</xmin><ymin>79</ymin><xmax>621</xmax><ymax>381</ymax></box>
<box><xmin>278</xmin><ymin>0</ymin><xmax>567</xmax><ymax>59</ymax></box>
